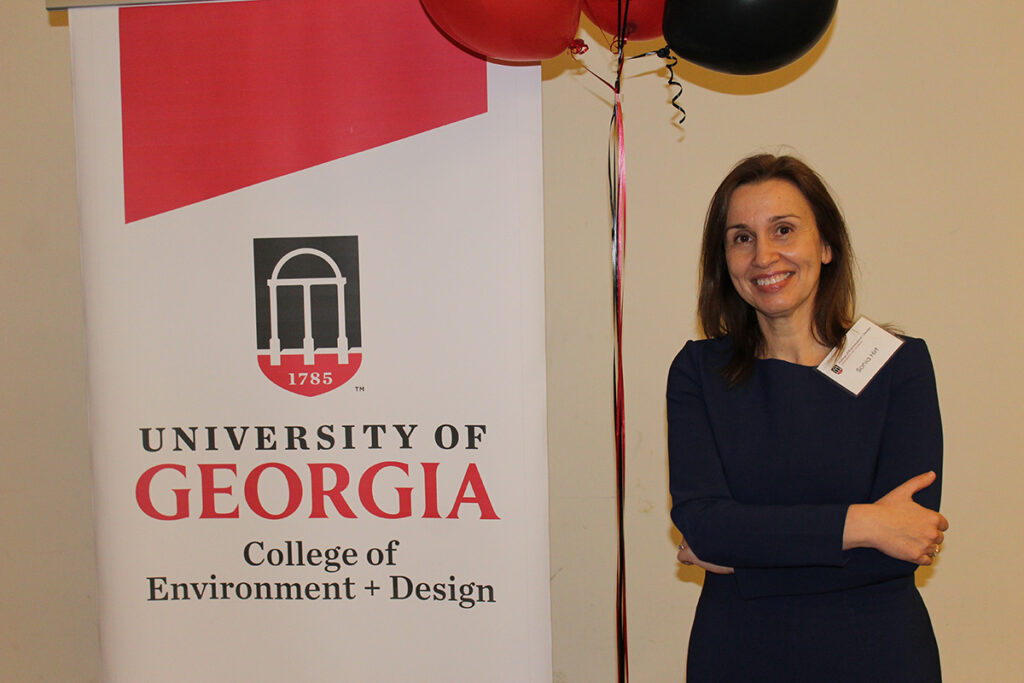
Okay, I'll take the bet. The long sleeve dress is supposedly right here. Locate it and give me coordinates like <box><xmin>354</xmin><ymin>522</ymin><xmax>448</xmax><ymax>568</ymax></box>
<box><xmin>667</xmin><ymin>335</ymin><xmax>942</xmax><ymax>682</ymax></box>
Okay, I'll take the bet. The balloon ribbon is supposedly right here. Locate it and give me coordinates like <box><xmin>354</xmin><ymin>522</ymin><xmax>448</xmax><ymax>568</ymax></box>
<box><xmin>630</xmin><ymin>46</ymin><xmax>686</xmax><ymax>124</ymax></box>
<box><xmin>610</xmin><ymin>5</ymin><xmax>629</xmax><ymax>681</ymax></box>
<box><xmin>571</xmin><ymin>14</ymin><xmax>630</xmax><ymax>683</ymax></box>
<box><xmin>611</xmin><ymin>87</ymin><xmax>628</xmax><ymax>683</ymax></box>
<box><xmin>573</xmin><ymin>5</ymin><xmax>688</xmax><ymax>680</ymax></box>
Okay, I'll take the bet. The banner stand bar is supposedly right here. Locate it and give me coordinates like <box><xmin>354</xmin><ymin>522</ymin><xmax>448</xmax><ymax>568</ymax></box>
<box><xmin>48</xmin><ymin>1</ymin><xmax>211</xmax><ymax>11</ymax></box>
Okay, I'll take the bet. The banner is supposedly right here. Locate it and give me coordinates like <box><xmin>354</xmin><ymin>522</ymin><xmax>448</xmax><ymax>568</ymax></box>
<box><xmin>70</xmin><ymin>2</ymin><xmax>551</xmax><ymax>680</ymax></box>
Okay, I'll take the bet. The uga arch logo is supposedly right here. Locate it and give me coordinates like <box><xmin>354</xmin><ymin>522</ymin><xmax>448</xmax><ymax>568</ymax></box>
<box><xmin>253</xmin><ymin>236</ymin><xmax>362</xmax><ymax>396</ymax></box>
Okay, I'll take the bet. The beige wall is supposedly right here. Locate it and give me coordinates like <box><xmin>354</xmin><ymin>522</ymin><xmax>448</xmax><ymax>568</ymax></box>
<box><xmin>2</xmin><ymin>1</ymin><xmax>1021</xmax><ymax>680</ymax></box>
<box><xmin>1</xmin><ymin>3</ymin><xmax>100</xmax><ymax>681</ymax></box>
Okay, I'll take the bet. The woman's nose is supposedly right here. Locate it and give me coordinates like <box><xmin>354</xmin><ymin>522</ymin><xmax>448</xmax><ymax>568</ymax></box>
<box><xmin>752</xmin><ymin>239</ymin><xmax>777</xmax><ymax>267</ymax></box>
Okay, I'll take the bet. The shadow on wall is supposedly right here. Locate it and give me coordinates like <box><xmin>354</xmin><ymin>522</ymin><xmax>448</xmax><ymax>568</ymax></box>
<box><xmin>543</xmin><ymin>13</ymin><xmax>837</xmax><ymax>96</ymax></box>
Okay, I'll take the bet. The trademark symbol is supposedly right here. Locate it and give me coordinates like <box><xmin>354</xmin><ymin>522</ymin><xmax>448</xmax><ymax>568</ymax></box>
<box><xmin>354</xmin><ymin>386</ymin><xmax>365</xmax><ymax>392</ymax></box>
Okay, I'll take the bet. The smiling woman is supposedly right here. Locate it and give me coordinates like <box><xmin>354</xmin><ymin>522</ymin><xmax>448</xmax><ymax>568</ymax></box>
<box><xmin>697</xmin><ymin>155</ymin><xmax>856</xmax><ymax>385</ymax></box>
<box><xmin>724</xmin><ymin>180</ymin><xmax>832</xmax><ymax>338</ymax></box>
<box><xmin>669</xmin><ymin>154</ymin><xmax>946</xmax><ymax>682</ymax></box>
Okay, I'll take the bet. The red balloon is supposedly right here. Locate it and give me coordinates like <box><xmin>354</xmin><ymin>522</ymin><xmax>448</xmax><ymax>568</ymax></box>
<box><xmin>420</xmin><ymin>0</ymin><xmax>583</xmax><ymax>62</ymax></box>
<box><xmin>582</xmin><ymin>0</ymin><xmax>664</xmax><ymax>42</ymax></box>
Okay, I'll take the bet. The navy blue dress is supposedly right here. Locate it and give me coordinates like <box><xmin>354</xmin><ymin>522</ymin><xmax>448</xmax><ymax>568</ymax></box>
<box><xmin>667</xmin><ymin>336</ymin><xmax>942</xmax><ymax>682</ymax></box>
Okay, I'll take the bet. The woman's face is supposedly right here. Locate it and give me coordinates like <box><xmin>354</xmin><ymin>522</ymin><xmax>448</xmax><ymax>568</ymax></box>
<box><xmin>723</xmin><ymin>179</ymin><xmax>832</xmax><ymax>328</ymax></box>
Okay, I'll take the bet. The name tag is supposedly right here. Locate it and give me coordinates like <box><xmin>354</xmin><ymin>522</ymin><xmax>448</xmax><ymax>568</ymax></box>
<box><xmin>816</xmin><ymin>317</ymin><xmax>903</xmax><ymax>396</ymax></box>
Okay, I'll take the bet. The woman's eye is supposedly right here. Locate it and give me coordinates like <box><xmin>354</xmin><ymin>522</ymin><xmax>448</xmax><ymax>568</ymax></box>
<box><xmin>776</xmin><ymin>224</ymin><xmax>793</xmax><ymax>236</ymax></box>
<box><xmin>733</xmin><ymin>233</ymin><xmax>752</xmax><ymax>244</ymax></box>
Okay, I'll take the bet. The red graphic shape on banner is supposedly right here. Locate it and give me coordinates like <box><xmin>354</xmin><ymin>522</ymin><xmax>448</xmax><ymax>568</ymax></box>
<box><xmin>119</xmin><ymin>0</ymin><xmax>487</xmax><ymax>223</ymax></box>
<box><xmin>258</xmin><ymin>353</ymin><xmax>363</xmax><ymax>397</ymax></box>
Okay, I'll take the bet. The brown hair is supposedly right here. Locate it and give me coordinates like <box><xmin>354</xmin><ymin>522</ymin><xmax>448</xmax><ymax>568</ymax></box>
<box><xmin>697</xmin><ymin>154</ymin><xmax>855</xmax><ymax>385</ymax></box>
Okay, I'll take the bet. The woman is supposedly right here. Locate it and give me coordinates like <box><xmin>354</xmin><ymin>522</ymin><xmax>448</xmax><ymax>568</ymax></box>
<box><xmin>668</xmin><ymin>154</ymin><xmax>947</xmax><ymax>682</ymax></box>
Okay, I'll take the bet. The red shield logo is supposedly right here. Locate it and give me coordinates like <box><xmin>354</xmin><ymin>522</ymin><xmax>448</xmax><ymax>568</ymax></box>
<box><xmin>254</xmin><ymin>237</ymin><xmax>361</xmax><ymax>396</ymax></box>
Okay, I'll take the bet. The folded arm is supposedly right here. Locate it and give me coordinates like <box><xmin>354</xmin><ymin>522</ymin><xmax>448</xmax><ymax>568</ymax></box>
<box><xmin>668</xmin><ymin>339</ymin><xmax>945</xmax><ymax>596</ymax></box>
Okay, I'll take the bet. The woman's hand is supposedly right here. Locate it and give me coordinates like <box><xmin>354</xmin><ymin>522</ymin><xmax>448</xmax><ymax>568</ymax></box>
<box><xmin>677</xmin><ymin>536</ymin><xmax>734</xmax><ymax>574</ymax></box>
<box><xmin>844</xmin><ymin>471</ymin><xmax>948</xmax><ymax>565</ymax></box>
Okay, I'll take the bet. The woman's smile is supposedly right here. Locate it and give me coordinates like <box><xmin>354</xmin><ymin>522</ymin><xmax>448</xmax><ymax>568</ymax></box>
<box><xmin>753</xmin><ymin>271</ymin><xmax>794</xmax><ymax>289</ymax></box>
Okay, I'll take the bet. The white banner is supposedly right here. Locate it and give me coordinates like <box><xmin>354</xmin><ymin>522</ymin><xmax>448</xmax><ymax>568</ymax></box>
<box><xmin>70</xmin><ymin>2</ymin><xmax>550</xmax><ymax>680</ymax></box>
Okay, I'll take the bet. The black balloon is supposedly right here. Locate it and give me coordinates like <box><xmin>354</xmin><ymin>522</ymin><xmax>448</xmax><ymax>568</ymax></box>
<box><xmin>663</xmin><ymin>0</ymin><xmax>838</xmax><ymax>75</ymax></box>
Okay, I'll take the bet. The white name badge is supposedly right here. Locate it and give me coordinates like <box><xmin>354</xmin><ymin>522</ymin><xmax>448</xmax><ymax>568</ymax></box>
<box><xmin>816</xmin><ymin>317</ymin><xmax>903</xmax><ymax>396</ymax></box>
